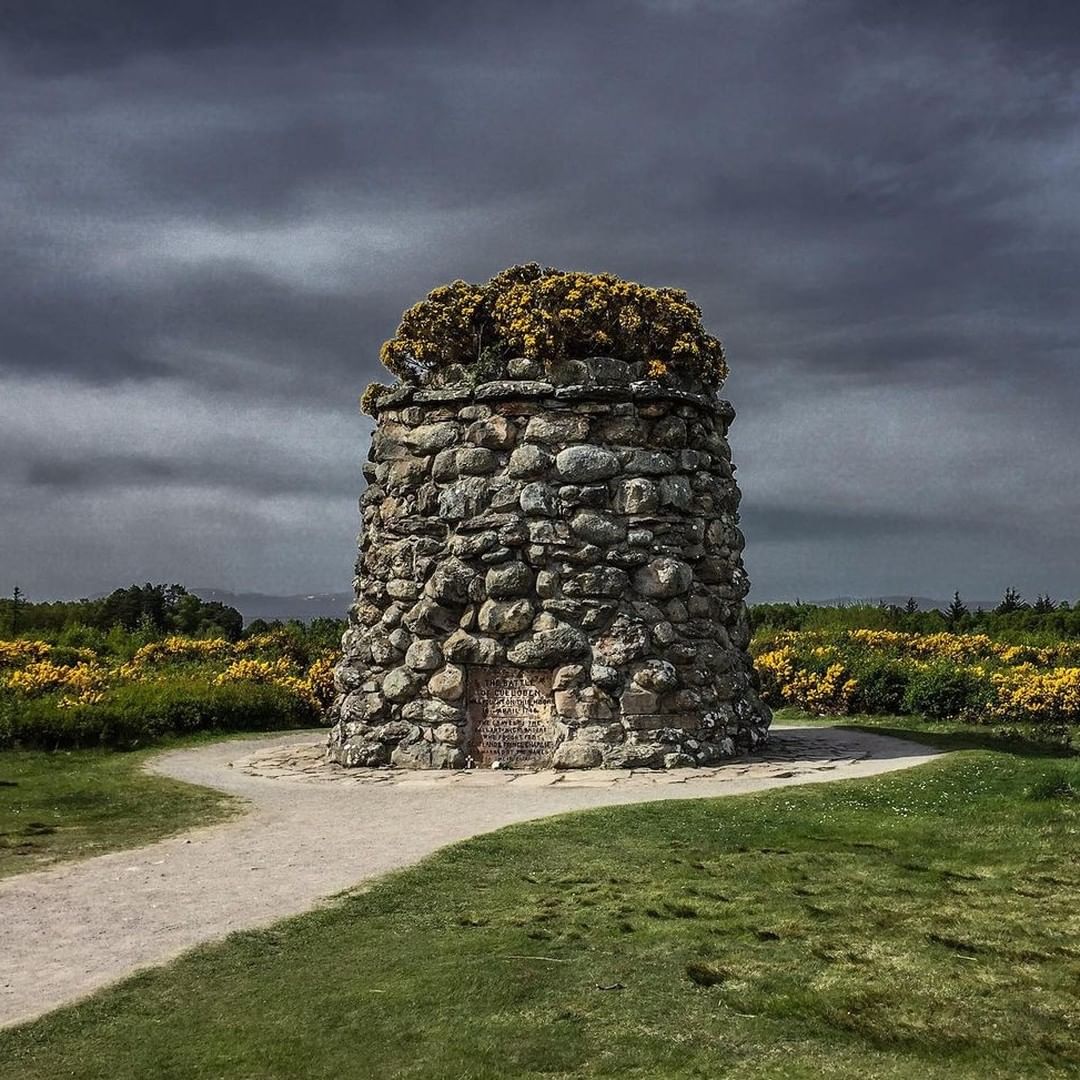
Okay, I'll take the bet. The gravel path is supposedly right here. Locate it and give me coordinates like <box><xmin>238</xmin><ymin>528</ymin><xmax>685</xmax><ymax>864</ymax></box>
<box><xmin>0</xmin><ymin>724</ymin><xmax>939</xmax><ymax>1029</ymax></box>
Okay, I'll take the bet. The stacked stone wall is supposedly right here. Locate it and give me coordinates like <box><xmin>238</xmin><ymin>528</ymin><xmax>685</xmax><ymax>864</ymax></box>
<box><xmin>328</xmin><ymin>357</ymin><xmax>770</xmax><ymax>769</ymax></box>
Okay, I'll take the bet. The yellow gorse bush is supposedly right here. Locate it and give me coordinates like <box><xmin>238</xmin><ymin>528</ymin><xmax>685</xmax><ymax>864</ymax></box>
<box><xmin>989</xmin><ymin>667</ymin><xmax>1080</xmax><ymax>725</ymax></box>
<box><xmin>3</xmin><ymin>634</ymin><xmax>340</xmax><ymax>713</ymax></box>
<box><xmin>131</xmin><ymin>637</ymin><xmax>234</xmax><ymax>666</ymax></box>
<box><xmin>6</xmin><ymin>660</ymin><xmax>107</xmax><ymax>703</ymax></box>
<box><xmin>752</xmin><ymin>628</ymin><xmax>1080</xmax><ymax>726</ymax></box>
<box><xmin>377</xmin><ymin>264</ymin><xmax>728</xmax><ymax>388</ymax></box>
<box><xmin>0</xmin><ymin>640</ymin><xmax>53</xmax><ymax>667</ymax></box>
<box><xmin>214</xmin><ymin>652</ymin><xmax>338</xmax><ymax>710</ymax></box>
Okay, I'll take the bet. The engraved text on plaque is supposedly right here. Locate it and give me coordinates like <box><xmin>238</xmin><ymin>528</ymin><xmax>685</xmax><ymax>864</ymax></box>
<box><xmin>466</xmin><ymin>667</ymin><xmax>557</xmax><ymax>767</ymax></box>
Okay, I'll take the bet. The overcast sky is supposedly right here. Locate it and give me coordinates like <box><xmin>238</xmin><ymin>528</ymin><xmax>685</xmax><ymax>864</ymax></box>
<box><xmin>2</xmin><ymin>0</ymin><xmax>1078</xmax><ymax>604</ymax></box>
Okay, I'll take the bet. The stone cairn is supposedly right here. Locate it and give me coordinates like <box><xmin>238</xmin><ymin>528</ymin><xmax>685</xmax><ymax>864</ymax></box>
<box><xmin>327</xmin><ymin>355</ymin><xmax>771</xmax><ymax>769</ymax></box>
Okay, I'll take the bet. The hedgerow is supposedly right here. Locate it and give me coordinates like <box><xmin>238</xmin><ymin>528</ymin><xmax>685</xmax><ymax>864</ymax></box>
<box><xmin>752</xmin><ymin>628</ymin><xmax>1080</xmax><ymax>734</ymax></box>
<box><xmin>0</xmin><ymin>630</ymin><xmax>337</xmax><ymax>750</ymax></box>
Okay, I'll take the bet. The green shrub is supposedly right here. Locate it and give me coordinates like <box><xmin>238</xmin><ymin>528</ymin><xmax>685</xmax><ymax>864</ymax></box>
<box><xmin>852</xmin><ymin>660</ymin><xmax>910</xmax><ymax>714</ymax></box>
<box><xmin>0</xmin><ymin>678</ymin><xmax>317</xmax><ymax>751</ymax></box>
<box><xmin>902</xmin><ymin>665</ymin><xmax>991</xmax><ymax>720</ymax></box>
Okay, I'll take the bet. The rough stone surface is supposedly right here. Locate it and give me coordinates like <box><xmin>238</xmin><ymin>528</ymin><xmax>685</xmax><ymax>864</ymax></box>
<box><xmin>327</xmin><ymin>356</ymin><xmax>770</xmax><ymax>769</ymax></box>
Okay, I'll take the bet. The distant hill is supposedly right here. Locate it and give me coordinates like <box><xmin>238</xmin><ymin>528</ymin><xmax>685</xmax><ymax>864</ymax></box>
<box><xmin>191</xmin><ymin>589</ymin><xmax>351</xmax><ymax>624</ymax></box>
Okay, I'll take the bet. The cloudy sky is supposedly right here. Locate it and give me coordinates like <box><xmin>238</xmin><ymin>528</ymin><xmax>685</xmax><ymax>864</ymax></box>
<box><xmin>2</xmin><ymin>0</ymin><xmax>1078</xmax><ymax>604</ymax></box>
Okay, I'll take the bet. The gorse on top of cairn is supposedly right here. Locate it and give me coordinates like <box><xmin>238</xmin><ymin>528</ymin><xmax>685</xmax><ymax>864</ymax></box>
<box><xmin>362</xmin><ymin>264</ymin><xmax>728</xmax><ymax>413</ymax></box>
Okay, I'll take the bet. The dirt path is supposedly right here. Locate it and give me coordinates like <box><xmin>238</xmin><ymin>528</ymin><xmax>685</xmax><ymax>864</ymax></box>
<box><xmin>0</xmin><ymin>725</ymin><xmax>939</xmax><ymax>1029</ymax></box>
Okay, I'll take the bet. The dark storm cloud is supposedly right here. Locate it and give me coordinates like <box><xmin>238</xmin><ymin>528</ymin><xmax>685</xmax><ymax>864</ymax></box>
<box><xmin>15</xmin><ymin>446</ymin><xmax>356</xmax><ymax>498</ymax></box>
<box><xmin>1</xmin><ymin>0</ymin><xmax>1078</xmax><ymax>598</ymax></box>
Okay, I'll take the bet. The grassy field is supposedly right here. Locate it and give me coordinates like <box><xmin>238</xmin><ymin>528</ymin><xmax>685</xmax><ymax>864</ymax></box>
<box><xmin>3</xmin><ymin>713</ymin><xmax>1078</xmax><ymax>1078</ymax></box>
<box><xmin>0</xmin><ymin>741</ymin><xmax>241</xmax><ymax>878</ymax></box>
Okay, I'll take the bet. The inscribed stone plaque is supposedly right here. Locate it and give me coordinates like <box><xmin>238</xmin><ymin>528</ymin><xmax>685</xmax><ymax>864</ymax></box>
<box><xmin>466</xmin><ymin>667</ymin><xmax>557</xmax><ymax>767</ymax></box>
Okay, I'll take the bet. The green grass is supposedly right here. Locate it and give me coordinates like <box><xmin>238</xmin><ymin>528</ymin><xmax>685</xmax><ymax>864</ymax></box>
<box><xmin>3</xmin><ymin>719</ymin><xmax>1078</xmax><ymax>1078</ymax></box>
<box><xmin>0</xmin><ymin>740</ymin><xmax>242</xmax><ymax>878</ymax></box>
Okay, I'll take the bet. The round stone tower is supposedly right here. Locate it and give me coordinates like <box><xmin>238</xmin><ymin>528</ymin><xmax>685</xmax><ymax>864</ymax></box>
<box><xmin>327</xmin><ymin>354</ymin><xmax>771</xmax><ymax>769</ymax></box>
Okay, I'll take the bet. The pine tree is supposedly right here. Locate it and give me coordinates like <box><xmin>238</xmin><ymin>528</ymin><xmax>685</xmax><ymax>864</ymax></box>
<box><xmin>10</xmin><ymin>585</ymin><xmax>22</xmax><ymax>635</ymax></box>
<box><xmin>995</xmin><ymin>587</ymin><xmax>1025</xmax><ymax>615</ymax></box>
<box><xmin>945</xmin><ymin>590</ymin><xmax>968</xmax><ymax>626</ymax></box>
<box><xmin>1032</xmin><ymin>594</ymin><xmax>1058</xmax><ymax>614</ymax></box>
<box><xmin>905</xmin><ymin>597</ymin><xmax>919</xmax><ymax>614</ymax></box>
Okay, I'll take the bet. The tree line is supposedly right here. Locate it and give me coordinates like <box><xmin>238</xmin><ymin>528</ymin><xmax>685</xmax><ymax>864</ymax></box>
<box><xmin>1</xmin><ymin>584</ymin><xmax>244</xmax><ymax>640</ymax></box>
<box><xmin>751</xmin><ymin>588</ymin><xmax>1080</xmax><ymax>637</ymax></box>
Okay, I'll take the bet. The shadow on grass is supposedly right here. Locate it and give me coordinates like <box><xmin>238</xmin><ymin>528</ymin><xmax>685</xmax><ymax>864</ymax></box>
<box><xmin>834</xmin><ymin>720</ymin><xmax>1075</xmax><ymax>759</ymax></box>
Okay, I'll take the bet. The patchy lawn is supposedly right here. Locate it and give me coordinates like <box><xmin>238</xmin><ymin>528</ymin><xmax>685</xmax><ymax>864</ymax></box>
<box><xmin>0</xmin><ymin>744</ymin><xmax>240</xmax><ymax>878</ymax></box>
<box><xmin>3</xmin><ymin>720</ymin><xmax>1078</xmax><ymax>1078</ymax></box>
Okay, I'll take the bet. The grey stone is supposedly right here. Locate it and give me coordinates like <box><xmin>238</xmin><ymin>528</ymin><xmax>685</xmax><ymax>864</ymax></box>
<box><xmin>386</xmin><ymin>456</ymin><xmax>429</xmax><ymax>488</ymax></box>
<box><xmin>382</xmin><ymin>666</ymin><xmax>420</xmax><ymax>702</ymax></box>
<box><xmin>442</xmin><ymin>629</ymin><xmax>502</xmax><ymax>664</ymax></box>
<box><xmin>403</xmin><ymin>422</ymin><xmax>461</xmax><ymax>454</ymax></box>
<box><xmin>404</xmin><ymin>638</ymin><xmax>443</xmax><ymax>671</ymax></box>
<box><xmin>570</xmin><ymin>510</ymin><xmax>626</xmax><ymax>546</ymax></box>
<box><xmin>340</xmin><ymin>690</ymin><xmax>385</xmax><ymax>723</ymax></box>
<box><xmin>553</xmin><ymin>741</ymin><xmax>603</xmax><ymax>769</ymax></box>
<box><xmin>634</xmin><ymin>558</ymin><xmax>694</xmax><ymax>598</ymax></box>
<box><xmin>519</xmin><ymin>482</ymin><xmax>558</xmax><ymax>516</ymax></box>
<box><xmin>533</xmin><ymin>569</ymin><xmax>558</xmax><ymax>599</ymax></box>
<box><xmin>449</xmin><ymin>531</ymin><xmax>499</xmax><ymax>557</ymax></box>
<box><xmin>456</xmin><ymin>447</ymin><xmax>499</xmax><ymax>475</ymax></box>
<box><xmin>401</xmin><ymin>699</ymin><xmax>462</xmax><ymax>724</ymax></box>
<box><xmin>431</xmin><ymin>448</ymin><xmax>460</xmax><ymax>482</ymax></box>
<box><xmin>651</xmin><ymin>416</ymin><xmax>688</xmax><ymax>448</ymax></box>
<box><xmin>613</xmin><ymin>478</ymin><xmax>660</xmax><ymax>515</ymax></box>
<box><xmin>402</xmin><ymin>598</ymin><xmax>458</xmax><ymax>635</ymax></box>
<box><xmin>593</xmin><ymin>623</ymin><xmax>650</xmax><ymax>666</ymax></box>
<box><xmin>622</xmin><ymin>449</ymin><xmax>676</xmax><ymax>475</ymax></box>
<box><xmin>507</xmin><ymin>357</ymin><xmax>542</xmax><ymax>379</ymax></box>
<box><xmin>466</xmin><ymin>416</ymin><xmax>516</xmax><ymax>450</ymax></box>
<box><xmin>562</xmin><ymin>567</ymin><xmax>629</xmax><ymax>598</ymax></box>
<box><xmin>477</xmin><ymin>598</ymin><xmax>534</xmax><ymax>634</ymax></box>
<box><xmin>548</xmin><ymin>358</ymin><xmax>590</xmax><ymax>386</ymax></box>
<box><xmin>659</xmin><ymin>475</ymin><xmax>692</xmax><ymax>510</ymax></box>
<box><xmin>552</xmin><ymin>663</ymin><xmax>587</xmax><ymax>689</ymax></box>
<box><xmin>620</xmin><ymin>686</ymin><xmax>659</xmax><ymax>714</ymax></box>
<box><xmin>386</xmin><ymin>578</ymin><xmax>420</xmax><ymax>601</ymax></box>
<box><xmin>664</xmin><ymin>752</ymin><xmax>696</xmax><ymax>769</ymax></box>
<box><xmin>428</xmin><ymin>664</ymin><xmax>466</xmax><ymax>702</ymax></box>
<box><xmin>524</xmin><ymin>414</ymin><xmax>589</xmax><ymax>444</ymax></box>
<box><xmin>474</xmin><ymin>380</ymin><xmax>554</xmax><ymax>399</ymax></box>
<box><xmin>506</xmin><ymin>625</ymin><xmax>589</xmax><ymax>666</ymax></box>
<box><xmin>485</xmin><ymin>561</ymin><xmax>533</xmax><ymax>598</ymax></box>
<box><xmin>334</xmin><ymin>741</ymin><xmax>390</xmax><ymax>767</ymax></box>
<box><xmin>507</xmin><ymin>443</ymin><xmax>552</xmax><ymax>478</ymax></box>
<box><xmin>586</xmin><ymin>356</ymin><xmax>633</xmax><ymax>384</ymax></box>
<box><xmin>438</xmin><ymin>477</ymin><xmax>489</xmax><ymax>519</ymax></box>
<box><xmin>603</xmin><ymin>742</ymin><xmax>666</xmax><ymax>769</ymax></box>
<box><xmin>590</xmin><ymin>664</ymin><xmax>622</xmax><ymax>690</ymax></box>
<box><xmin>555</xmin><ymin>445</ymin><xmax>620</xmax><ymax>482</ymax></box>
<box><xmin>371</xmin><ymin>721</ymin><xmax>420</xmax><ymax>743</ymax></box>
<box><xmin>424</xmin><ymin>558</ymin><xmax>474</xmax><ymax>605</ymax></box>
<box><xmin>391</xmin><ymin>741</ymin><xmax>465</xmax><ymax>769</ymax></box>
